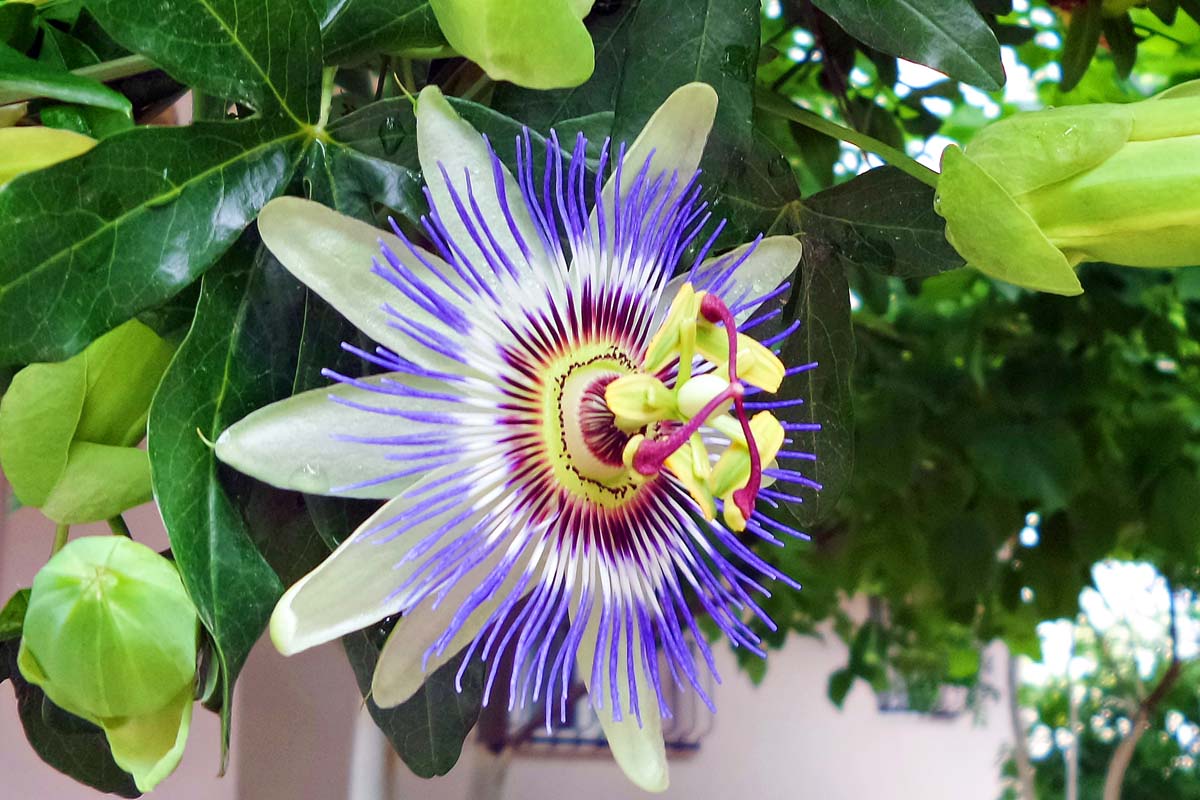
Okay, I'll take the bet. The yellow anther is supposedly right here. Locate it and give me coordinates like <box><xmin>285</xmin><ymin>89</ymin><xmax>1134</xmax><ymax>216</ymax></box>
<box><xmin>695</xmin><ymin>326</ymin><xmax>785</xmax><ymax>392</ymax></box>
<box><xmin>605</xmin><ymin>374</ymin><xmax>676</xmax><ymax>432</ymax></box>
<box><xmin>642</xmin><ymin>284</ymin><xmax>702</xmax><ymax>373</ymax></box>
<box><xmin>710</xmin><ymin>412</ymin><xmax>785</xmax><ymax>499</ymax></box>
<box><xmin>664</xmin><ymin>442</ymin><xmax>716</xmax><ymax>521</ymax></box>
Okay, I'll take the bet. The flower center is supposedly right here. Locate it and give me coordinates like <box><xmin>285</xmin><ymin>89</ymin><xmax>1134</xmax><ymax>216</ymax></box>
<box><xmin>540</xmin><ymin>344</ymin><xmax>643</xmax><ymax>508</ymax></box>
<box><xmin>604</xmin><ymin>284</ymin><xmax>788</xmax><ymax>532</ymax></box>
<box><xmin>561</xmin><ymin>370</ymin><xmax>631</xmax><ymax>482</ymax></box>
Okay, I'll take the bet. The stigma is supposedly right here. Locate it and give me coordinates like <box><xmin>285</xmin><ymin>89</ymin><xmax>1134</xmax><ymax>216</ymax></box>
<box><xmin>586</xmin><ymin>282</ymin><xmax>787</xmax><ymax>532</ymax></box>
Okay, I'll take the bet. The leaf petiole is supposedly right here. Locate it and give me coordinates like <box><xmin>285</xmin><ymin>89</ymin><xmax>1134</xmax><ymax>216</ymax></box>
<box><xmin>756</xmin><ymin>88</ymin><xmax>941</xmax><ymax>190</ymax></box>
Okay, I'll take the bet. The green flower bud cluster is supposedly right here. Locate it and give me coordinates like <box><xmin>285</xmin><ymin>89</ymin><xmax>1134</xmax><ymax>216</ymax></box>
<box><xmin>935</xmin><ymin>80</ymin><xmax>1200</xmax><ymax>296</ymax></box>
<box><xmin>0</xmin><ymin>319</ymin><xmax>174</xmax><ymax>523</ymax></box>
<box><xmin>17</xmin><ymin>536</ymin><xmax>199</xmax><ymax>792</ymax></box>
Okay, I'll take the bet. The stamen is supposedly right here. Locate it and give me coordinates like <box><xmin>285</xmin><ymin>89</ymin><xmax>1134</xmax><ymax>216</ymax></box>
<box><xmin>699</xmin><ymin>293</ymin><xmax>764</xmax><ymax>523</ymax></box>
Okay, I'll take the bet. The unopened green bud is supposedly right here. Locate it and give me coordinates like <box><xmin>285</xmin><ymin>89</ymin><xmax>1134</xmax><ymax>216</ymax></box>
<box><xmin>429</xmin><ymin>0</ymin><xmax>595</xmax><ymax>89</ymax></box>
<box><xmin>18</xmin><ymin>536</ymin><xmax>199</xmax><ymax>792</ymax></box>
<box><xmin>935</xmin><ymin>80</ymin><xmax>1200</xmax><ymax>296</ymax></box>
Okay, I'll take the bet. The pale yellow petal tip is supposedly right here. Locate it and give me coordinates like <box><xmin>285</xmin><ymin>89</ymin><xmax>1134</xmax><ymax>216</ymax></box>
<box><xmin>268</xmin><ymin>588</ymin><xmax>305</xmax><ymax>657</ymax></box>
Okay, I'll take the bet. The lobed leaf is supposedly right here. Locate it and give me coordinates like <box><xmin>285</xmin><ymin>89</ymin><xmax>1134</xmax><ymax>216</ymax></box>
<box><xmin>147</xmin><ymin>237</ymin><xmax>307</xmax><ymax>762</ymax></box>
<box><xmin>87</xmin><ymin>0</ymin><xmax>321</xmax><ymax>122</ymax></box>
<box><xmin>810</xmin><ymin>0</ymin><xmax>1005</xmax><ymax>90</ymax></box>
<box><xmin>0</xmin><ymin>118</ymin><xmax>306</xmax><ymax>366</ymax></box>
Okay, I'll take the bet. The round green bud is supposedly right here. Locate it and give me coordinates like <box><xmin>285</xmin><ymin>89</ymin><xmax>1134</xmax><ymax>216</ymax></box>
<box><xmin>18</xmin><ymin>536</ymin><xmax>198</xmax><ymax>721</ymax></box>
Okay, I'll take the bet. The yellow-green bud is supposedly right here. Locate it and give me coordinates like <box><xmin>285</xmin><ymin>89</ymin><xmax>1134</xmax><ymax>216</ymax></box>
<box><xmin>18</xmin><ymin>536</ymin><xmax>199</xmax><ymax>792</ymax></box>
<box><xmin>935</xmin><ymin>80</ymin><xmax>1200</xmax><ymax>296</ymax></box>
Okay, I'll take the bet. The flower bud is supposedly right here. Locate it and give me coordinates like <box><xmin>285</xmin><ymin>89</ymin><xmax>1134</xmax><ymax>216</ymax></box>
<box><xmin>935</xmin><ymin>80</ymin><xmax>1200</xmax><ymax>296</ymax></box>
<box><xmin>18</xmin><ymin>536</ymin><xmax>199</xmax><ymax>792</ymax></box>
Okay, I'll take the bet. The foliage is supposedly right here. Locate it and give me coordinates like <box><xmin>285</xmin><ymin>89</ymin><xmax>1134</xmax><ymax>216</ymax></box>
<box><xmin>0</xmin><ymin>0</ymin><xmax>1199</xmax><ymax>795</ymax></box>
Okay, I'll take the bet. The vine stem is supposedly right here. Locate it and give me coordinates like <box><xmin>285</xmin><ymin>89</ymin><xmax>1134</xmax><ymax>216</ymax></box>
<box><xmin>107</xmin><ymin>515</ymin><xmax>131</xmax><ymax>537</ymax></box>
<box><xmin>755</xmin><ymin>88</ymin><xmax>942</xmax><ymax>190</ymax></box>
<box><xmin>51</xmin><ymin>524</ymin><xmax>70</xmax><ymax>556</ymax></box>
<box><xmin>0</xmin><ymin>55</ymin><xmax>157</xmax><ymax>107</ymax></box>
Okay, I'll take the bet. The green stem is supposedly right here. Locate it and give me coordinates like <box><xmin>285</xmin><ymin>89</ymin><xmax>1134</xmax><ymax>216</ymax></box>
<box><xmin>460</xmin><ymin>74</ymin><xmax>492</xmax><ymax>103</ymax></box>
<box><xmin>52</xmin><ymin>524</ymin><xmax>70</xmax><ymax>556</ymax></box>
<box><xmin>0</xmin><ymin>54</ymin><xmax>157</xmax><ymax>107</ymax></box>
<box><xmin>756</xmin><ymin>88</ymin><xmax>942</xmax><ymax>190</ymax></box>
<box><xmin>317</xmin><ymin>67</ymin><xmax>336</xmax><ymax>130</ymax></box>
<box><xmin>107</xmin><ymin>515</ymin><xmax>132</xmax><ymax>538</ymax></box>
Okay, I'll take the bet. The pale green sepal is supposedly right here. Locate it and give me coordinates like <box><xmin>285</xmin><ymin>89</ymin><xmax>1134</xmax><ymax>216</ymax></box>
<box><xmin>1154</xmin><ymin>79</ymin><xmax>1200</xmax><ymax>100</ymax></box>
<box><xmin>40</xmin><ymin>442</ymin><xmax>152</xmax><ymax>524</ymax></box>
<box><xmin>1022</xmin><ymin>136</ymin><xmax>1200</xmax><ymax>267</ymax></box>
<box><xmin>415</xmin><ymin>86</ymin><xmax>547</xmax><ymax>281</ymax></box>
<box><xmin>371</xmin><ymin>547</ymin><xmax>535</xmax><ymax>707</ymax></box>
<box><xmin>652</xmin><ymin>236</ymin><xmax>803</xmax><ymax>332</ymax></box>
<box><xmin>0</xmin><ymin>127</ymin><xmax>95</xmax><ymax>184</ymax></box>
<box><xmin>215</xmin><ymin>375</ymin><xmax>435</xmax><ymax>500</ymax></box>
<box><xmin>257</xmin><ymin>196</ymin><xmax>467</xmax><ymax>372</ymax></box>
<box><xmin>76</xmin><ymin>320</ymin><xmax>175</xmax><ymax>447</ymax></box>
<box><xmin>102</xmin><ymin>684</ymin><xmax>194</xmax><ymax>793</ymax></box>
<box><xmin>271</xmin><ymin>466</ymin><xmax>485</xmax><ymax>656</ymax></box>
<box><xmin>567</xmin><ymin>0</ymin><xmax>595</xmax><ymax>17</ymax></box>
<box><xmin>0</xmin><ymin>355</ymin><xmax>87</xmax><ymax>507</ymax></box>
<box><xmin>572</xmin><ymin>585</ymin><xmax>668</xmax><ymax>793</ymax></box>
<box><xmin>964</xmin><ymin>106</ymin><xmax>1131</xmax><ymax>196</ymax></box>
<box><xmin>604</xmin><ymin>83</ymin><xmax>717</xmax><ymax>208</ymax></box>
<box><xmin>936</xmin><ymin>147</ymin><xmax>1082</xmax><ymax>296</ymax></box>
<box><xmin>429</xmin><ymin>0</ymin><xmax>594</xmax><ymax>89</ymax></box>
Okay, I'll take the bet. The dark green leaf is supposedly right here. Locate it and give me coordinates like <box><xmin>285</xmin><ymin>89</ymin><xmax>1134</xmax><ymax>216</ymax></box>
<box><xmin>315</xmin><ymin>0</ymin><xmax>444</xmax><ymax>64</ymax></box>
<box><xmin>0</xmin><ymin>589</ymin><xmax>30</xmax><ymax>642</ymax></box>
<box><xmin>779</xmin><ymin>234</ymin><xmax>855</xmax><ymax>527</ymax></box>
<box><xmin>0</xmin><ymin>118</ymin><xmax>306</xmax><ymax>366</ymax></box>
<box><xmin>328</xmin><ymin>95</ymin><xmax>551</xmax><ymax>186</ymax></box>
<box><xmin>1059</xmin><ymin>0</ymin><xmax>1103</xmax><ymax>92</ymax></box>
<box><xmin>40</xmin><ymin>103</ymin><xmax>134</xmax><ymax>138</ymax></box>
<box><xmin>1148</xmin><ymin>465</ymin><xmax>1200</xmax><ymax>565</ymax></box>
<box><xmin>612</xmin><ymin>0</ymin><xmax>758</xmax><ymax>166</ymax></box>
<box><xmin>492</xmin><ymin>0</ymin><xmax>640</xmax><ymax>131</ymax></box>
<box><xmin>810</xmin><ymin>0</ymin><xmax>1004</xmax><ymax>90</ymax></box>
<box><xmin>966</xmin><ymin>421</ymin><xmax>1084</xmax><ymax>512</ymax></box>
<box><xmin>1181</xmin><ymin>0</ymin><xmax>1200</xmax><ymax>24</ymax></box>
<box><xmin>2</xmin><ymin>643</ymin><xmax>140</xmax><ymax>797</ymax></box>
<box><xmin>303</xmin><ymin>138</ymin><xmax>425</xmax><ymax>225</ymax></box>
<box><xmin>1148</xmin><ymin>0</ymin><xmax>1178</xmax><ymax>25</ymax></box>
<box><xmin>343</xmin><ymin>623</ymin><xmax>484</xmax><ymax>777</ymax></box>
<box><xmin>87</xmin><ymin>0</ymin><xmax>321</xmax><ymax>122</ymax></box>
<box><xmin>714</xmin><ymin>129</ymin><xmax>804</xmax><ymax>243</ymax></box>
<box><xmin>147</xmin><ymin>238</ymin><xmax>307</xmax><ymax>761</ymax></box>
<box><xmin>801</xmin><ymin>166</ymin><xmax>965</xmax><ymax>280</ymax></box>
<box><xmin>0</xmin><ymin>2</ymin><xmax>36</xmax><ymax>51</ymax></box>
<box><xmin>1102</xmin><ymin>13</ymin><xmax>1138</xmax><ymax>80</ymax></box>
<box><xmin>828</xmin><ymin>667</ymin><xmax>854</xmax><ymax>707</ymax></box>
<box><xmin>37</xmin><ymin>25</ymin><xmax>101</xmax><ymax>70</ymax></box>
<box><xmin>0</xmin><ymin>42</ymin><xmax>129</xmax><ymax>112</ymax></box>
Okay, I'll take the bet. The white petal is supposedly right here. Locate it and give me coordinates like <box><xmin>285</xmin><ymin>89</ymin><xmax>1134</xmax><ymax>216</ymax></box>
<box><xmin>604</xmin><ymin>82</ymin><xmax>717</xmax><ymax>204</ymax></box>
<box><xmin>573</xmin><ymin>586</ymin><xmax>669</xmax><ymax>793</ymax></box>
<box><xmin>270</xmin><ymin>466</ymin><xmax>484</xmax><ymax>655</ymax></box>
<box><xmin>416</xmin><ymin>86</ymin><xmax>546</xmax><ymax>282</ymax></box>
<box><xmin>370</xmin><ymin>545</ymin><xmax>536</xmax><ymax>707</ymax></box>
<box><xmin>257</xmin><ymin>196</ymin><xmax>471</xmax><ymax>365</ymax></box>
<box><xmin>215</xmin><ymin>374</ymin><xmax>449</xmax><ymax>500</ymax></box>
<box><xmin>653</xmin><ymin>235</ymin><xmax>803</xmax><ymax>331</ymax></box>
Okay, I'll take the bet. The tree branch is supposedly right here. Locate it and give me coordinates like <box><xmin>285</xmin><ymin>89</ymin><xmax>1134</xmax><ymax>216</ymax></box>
<box><xmin>1102</xmin><ymin>581</ymin><xmax>1183</xmax><ymax>800</ymax></box>
<box><xmin>1007</xmin><ymin>652</ymin><xmax>1038</xmax><ymax>800</ymax></box>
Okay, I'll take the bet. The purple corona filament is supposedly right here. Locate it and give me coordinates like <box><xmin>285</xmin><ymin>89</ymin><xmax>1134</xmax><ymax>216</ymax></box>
<box><xmin>309</xmin><ymin>124</ymin><xmax>816</xmax><ymax>731</ymax></box>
